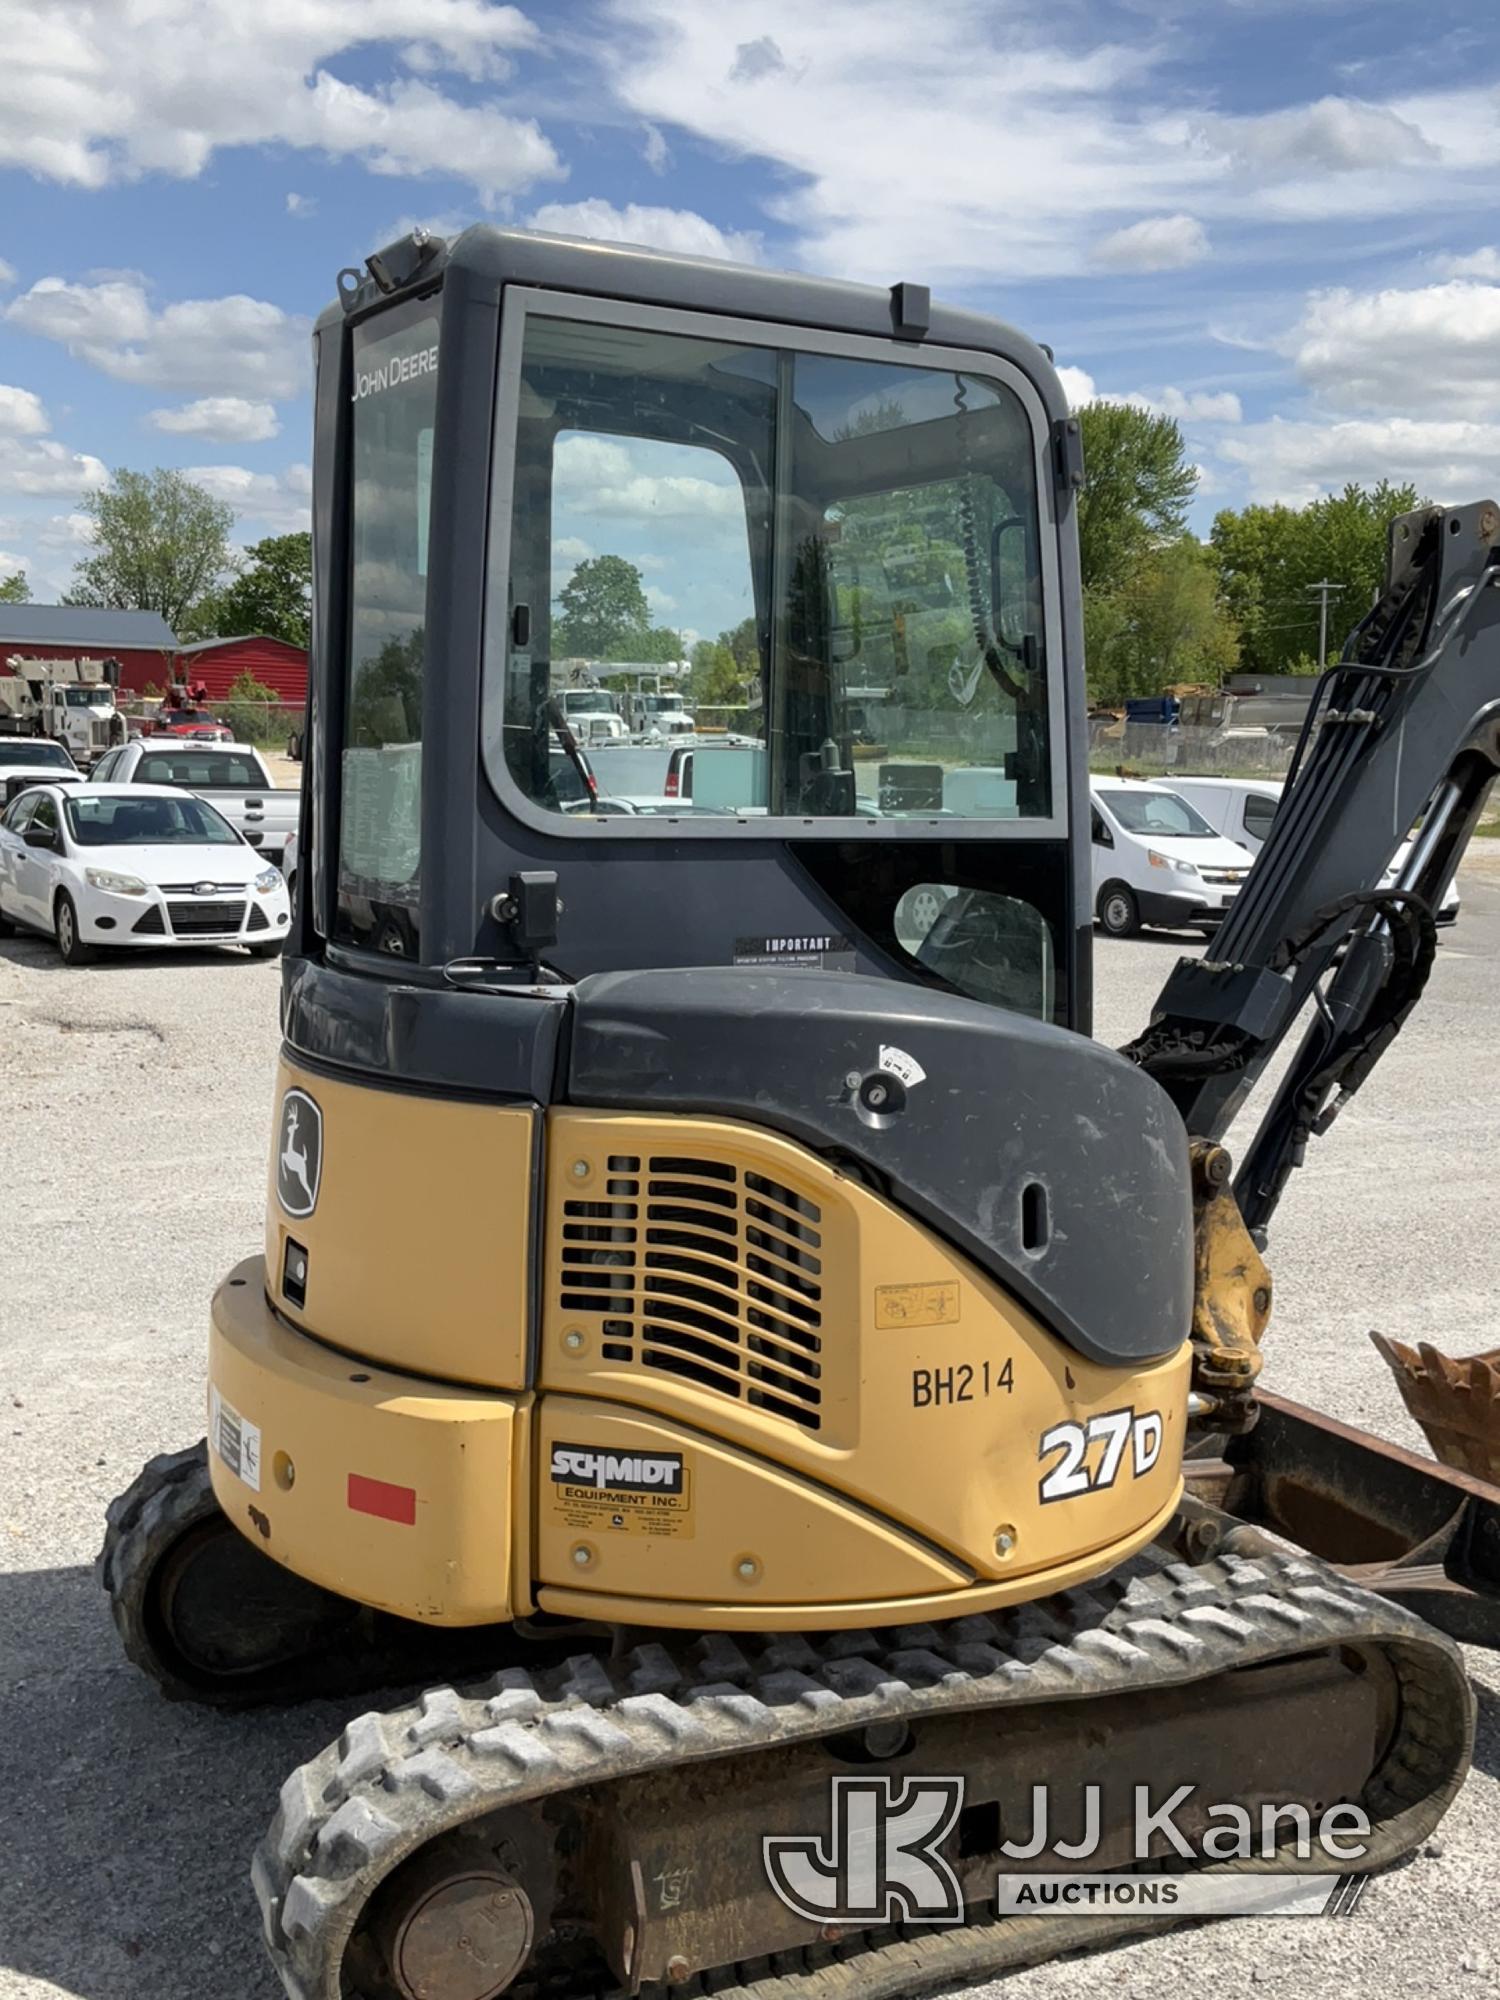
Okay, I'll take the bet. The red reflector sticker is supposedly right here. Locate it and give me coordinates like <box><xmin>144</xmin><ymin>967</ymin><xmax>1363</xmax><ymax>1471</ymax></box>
<box><xmin>347</xmin><ymin>1473</ymin><xmax>417</xmax><ymax>1524</ymax></box>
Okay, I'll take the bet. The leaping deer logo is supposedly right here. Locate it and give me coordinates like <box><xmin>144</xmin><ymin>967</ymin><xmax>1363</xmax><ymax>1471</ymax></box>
<box><xmin>278</xmin><ymin>1091</ymin><xmax>321</xmax><ymax>1216</ymax></box>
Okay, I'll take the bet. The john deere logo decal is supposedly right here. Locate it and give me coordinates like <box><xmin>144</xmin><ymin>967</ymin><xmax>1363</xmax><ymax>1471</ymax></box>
<box><xmin>277</xmin><ymin>1088</ymin><xmax>322</xmax><ymax>1218</ymax></box>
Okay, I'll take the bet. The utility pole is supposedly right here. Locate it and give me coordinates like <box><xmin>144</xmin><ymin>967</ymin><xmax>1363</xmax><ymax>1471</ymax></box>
<box><xmin>1308</xmin><ymin>579</ymin><xmax>1346</xmax><ymax>669</ymax></box>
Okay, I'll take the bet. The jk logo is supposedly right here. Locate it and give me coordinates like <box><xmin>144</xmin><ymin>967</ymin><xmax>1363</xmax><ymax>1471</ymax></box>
<box><xmin>763</xmin><ymin>1776</ymin><xmax>965</xmax><ymax>1925</ymax></box>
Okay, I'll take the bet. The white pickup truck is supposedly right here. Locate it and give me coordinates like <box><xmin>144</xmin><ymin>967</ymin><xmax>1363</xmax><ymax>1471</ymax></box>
<box><xmin>88</xmin><ymin>739</ymin><xmax>300</xmax><ymax>869</ymax></box>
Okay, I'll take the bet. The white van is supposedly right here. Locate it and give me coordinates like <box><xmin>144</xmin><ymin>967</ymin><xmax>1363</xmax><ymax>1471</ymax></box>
<box><xmin>1089</xmin><ymin>777</ymin><xmax>1254</xmax><ymax>937</ymax></box>
<box><xmin>1150</xmin><ymin>775</ymin><xmax>1282</xmax><ymax>853</ymax></box>
<box><xmin>1153</xmin><ymin>775</ymin><xmax>1460</xmax><ymax>925</ymax></box>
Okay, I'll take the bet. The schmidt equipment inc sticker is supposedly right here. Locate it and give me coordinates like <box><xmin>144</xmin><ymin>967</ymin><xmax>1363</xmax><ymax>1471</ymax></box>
<box><xmin>550</xmin><ymin>1444</ymin><xmax>694</xmax><ymax>1540</ymax></box>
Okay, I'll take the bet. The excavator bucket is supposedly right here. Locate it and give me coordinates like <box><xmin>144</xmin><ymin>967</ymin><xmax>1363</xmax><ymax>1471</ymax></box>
<box><xmin>1371</xmin><ymin>1330</ymin><xmax>1500</xmax><ymax>1483</ymax></box>
<box><xmin>1185</xmin><ymin>1388</ymin><xmax>1500</xmax><ymax>1649</ymax></box>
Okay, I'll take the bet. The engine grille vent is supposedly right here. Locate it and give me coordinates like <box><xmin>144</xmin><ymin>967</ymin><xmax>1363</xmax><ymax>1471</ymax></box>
<box><xmin>559</xmin><ymin>1152</ymin><xmax>825</xmax><ymax>1431</ymax></box>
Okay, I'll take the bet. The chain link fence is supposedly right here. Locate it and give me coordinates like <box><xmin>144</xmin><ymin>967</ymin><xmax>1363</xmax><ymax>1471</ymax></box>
<box><xmin>121</xmin><ymin>694</ymin><xmax>306</xmax><ymax>751</ymax></box>
<box><xmin>1088</xmin><ymin>720</ymin><xmax>1300</xmax><ymax>781</ymax></box>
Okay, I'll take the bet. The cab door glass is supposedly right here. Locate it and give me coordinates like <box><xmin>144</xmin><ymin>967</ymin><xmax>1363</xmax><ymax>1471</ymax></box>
<box><xmin>335</xmin><ymin>306</ymin><xmax>439</xmax><ymax>957</ymax></box>
<box><xmin>491</xmin><ymin>315</ymin><xmax>1051</xmax><ymax>825</ymax></box>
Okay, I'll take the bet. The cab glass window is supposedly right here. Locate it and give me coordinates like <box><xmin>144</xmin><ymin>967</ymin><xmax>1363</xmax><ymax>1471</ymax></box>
<box><xmin>491</xmin><ymin>316</ymin><xmax>1049</xmax><ymax>823</ymax></box>
<box><xmin>1243</xmin><ymin>793</ymin><xmax>1278</xmax><ymax>840</ymax></box>
<box><xmin>137</xmin><ymin>751</ymin><xmax>261</xmax><ymax>786</ymax></box>
<box><xmin>335</xmin><ymin>306</ymin><xmax>439</xmax><ymax>954</ymax></box>
<box><xmin>1095</xmin><ymin>788</ymin><xmax>1217</xmax><ymax>838</ymax></box>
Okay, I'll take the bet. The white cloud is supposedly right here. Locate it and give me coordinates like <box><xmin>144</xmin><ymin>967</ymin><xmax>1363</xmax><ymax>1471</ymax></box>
<box><xmin>7</xmin><ymin>275</ymin><xmax>310</xmax><ymax>400</ymax></box>
<box><xmin>187</xmin><ymin>461</ymin><xmax>313</xmax><ymax>532</ymax></box>
<box><xmin>526</xmin><ymin>199</ymin><xmax>762</xmax><ymax>265</ymax></box>
<box><xmin>0</xmin><ymin>435</ymin><xmax>108</xmax><ymax>496</ymax></box>
<box><xmin>607</xmin><ymin>0</ymin><xmax>1199</xmax><ymax>282</ymax></box>
<box><xmin>1055</xmin><ymin>365</ymin><xmax>1096</xmax><ymax>410</ymax></box>
<box><xmin>0</xmin><ymin>257</ymin><xmax>15</xmax><ymax>287</ymax></box>
<box><xmin>605</xmin><ymin>3</ymin><xmax>1500</xmax><ymax>282</ymax></box>
<box><xmin>1092</xmin><ymin>214</ymin><xmax>1210</xmax><ymax>273</ymax></box>
<box><xmin>35</xmin><ymin>510</ymin><xmax>95</xmax><ymax>550</ymax></box>
<box><xmin>641</xmin><ymin>123</ymin><xmax>669</xmax><ymax>173</ymax></box>
<box><xmin>1288</xmin><ymin>280</ymin><xmax>1500</xmax><ymax>418</ymax></box>
<box><xmin>0</xmin><ymin>549</ymin><xmax>25</xmax><ymax>581</ymax></box>
<box><xmin>553</xmin><ymin>433</ymin><xmax>745</xmax><ymax>525</ymax></box>
<box><xmin>1436</xmin><ymin>246</ymin><xmax>1500</xmax><ymax>280</ymax></box>
<box><xmin>285</xmin><ymin>192</ymin><xmax>317</xmax><ymax>218</ymax></box>
<box><xmin>0</xmin><ymin>384</ymin><xmax>49</xmax><ymax>435</ymax></box>
<box><xmin>1128</xmin><ymin>386</ymin><xmax>1243</xmax><ymax>424</ymax></box>
<box><xmin>0</xmin><ymin>1</ymin><xmax>561</xmax><ymax>201</ymax></box>
<box><xmin>1218</xmin><ymin>415</ymin><xmax>1500</xmax><ymax>507</ymax></box>
<box><xmin>149</xmin><ymin>396</ymin><xmax>281</xmax><ymax>443</ymax></box>
<box><xmin>1207</xmin><ymin>96</ymin><xmax>1437</xmax><ymax>176</ymax></box>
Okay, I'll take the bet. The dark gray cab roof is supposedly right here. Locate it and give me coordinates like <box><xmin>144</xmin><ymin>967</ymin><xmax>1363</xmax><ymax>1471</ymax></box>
<box><xmin>321</xmin><ymin>224</ymin><xmax>1067</xmax><ymax>421</ymax></box>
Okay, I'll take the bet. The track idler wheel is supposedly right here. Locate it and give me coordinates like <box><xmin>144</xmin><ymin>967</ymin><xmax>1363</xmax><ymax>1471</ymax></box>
<box><xmin>99</xmin><ymin>1441</ymin><xmax>357</xmax><ymax>1705</ymax></box>
<box><xmin>353</xmin><ymin>1841</ymin><xmax>539</xmax><ymax>2000</ymax></box>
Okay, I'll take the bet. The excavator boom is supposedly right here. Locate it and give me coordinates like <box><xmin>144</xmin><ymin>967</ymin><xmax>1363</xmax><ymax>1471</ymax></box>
<box><xmin>1130</xmin><ymin>500</ymin><xmax>1500</xmax><ymax>1232</ymax></box>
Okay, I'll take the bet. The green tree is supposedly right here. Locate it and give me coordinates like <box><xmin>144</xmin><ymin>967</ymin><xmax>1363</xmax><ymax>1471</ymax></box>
<box><xmin>1211</xmin><ymin>480</ymin><xmax>1420</xmax><ymax>675</ymax></box>
<box><xmin>220</xmin><ymin>670</ymin><xmax>284</xmax><ymax>745</ymax></box>
<box><xmin>67</xmin><ymin>468</ymin><xmax>233</xmax><ymax>633</ymax></box>
<box><xmin>1075</xmin><ymin>403</ymin><xmax>1197</xmax><ymax>597</ymax></box>
<box><xmin>553</xmin><ymin>554</ymin><xmax>652</xmax><ymax>658</ymax></box>
<box><xmin>0</xmin><ymin>570</ymin><xmax>28</xmax><ymax>603</ymax></box>
<box><xmin>1087</xmin><ymin>538</ymin><xmax>1239</xmax><ymax>702</ymax></box>
<box><xmin>194</xmin><ymin>531</ymin><xmax>311</xmax><ymax>647</ymax></box>
<box><xmin>350</xmin><ymin>629</ymin><xmax>423</xmax><ymax>745</ymax></box>
<box><xmin>636</xmin><ymin>623</ymin><xmax>687</xmax><ymax>664</ymax></box>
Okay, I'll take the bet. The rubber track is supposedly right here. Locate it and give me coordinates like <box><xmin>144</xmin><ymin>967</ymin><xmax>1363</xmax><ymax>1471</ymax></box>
<box><xmin>253</xmin><ymin>1549</ymin><xmax>1473</xmax><ymax>2000</ymax></box>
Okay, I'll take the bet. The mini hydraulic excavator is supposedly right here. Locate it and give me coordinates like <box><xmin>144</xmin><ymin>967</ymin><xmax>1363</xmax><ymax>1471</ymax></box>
<box><xmin>102</xmin><ymin>226</ymin><xmax>1500</xmax><ymax>2000</ymax></box>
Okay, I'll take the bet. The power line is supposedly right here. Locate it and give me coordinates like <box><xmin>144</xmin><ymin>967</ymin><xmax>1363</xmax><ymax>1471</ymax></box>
<box><xmin>1305</xmin><ymin>579</ymin><xmax>1347</xmax><ymax>668</ymax></box>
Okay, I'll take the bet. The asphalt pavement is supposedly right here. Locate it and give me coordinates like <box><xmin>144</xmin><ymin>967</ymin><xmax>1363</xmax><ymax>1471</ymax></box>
<box><xmin>1</xmin><ymin>867</ymin><xmax>1497</xmax><ymax>1999</ymax></box>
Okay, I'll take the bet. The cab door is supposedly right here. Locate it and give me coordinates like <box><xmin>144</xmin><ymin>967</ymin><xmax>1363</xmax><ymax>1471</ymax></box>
<box><xmin>15</xmin><ymin>791</ymin><xmax>62</xmax><ymax>924</ymax></box>
<box><xmin>1089</xmin><ymin>803</ymin><xmax>1115</xmax><ymax>899</ymax></box>
<box><xmin>0</xmin><ymin>793</ymin><xmax>35</xmax><ymax>919</ymax></box>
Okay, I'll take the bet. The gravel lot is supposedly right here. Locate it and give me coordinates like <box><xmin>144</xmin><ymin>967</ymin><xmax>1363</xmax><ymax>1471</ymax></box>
<box><xmin>2</xmin><ymin>865</ymin><xmax>1498</xmax><ymax>1999</ymax></box>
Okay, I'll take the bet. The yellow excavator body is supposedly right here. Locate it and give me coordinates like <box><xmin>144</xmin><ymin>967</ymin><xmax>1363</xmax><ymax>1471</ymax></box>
<box><xmin>208</xmin><ymin>1058</ymin><xmax>1187</xmax><ymax>1629</ymax></box>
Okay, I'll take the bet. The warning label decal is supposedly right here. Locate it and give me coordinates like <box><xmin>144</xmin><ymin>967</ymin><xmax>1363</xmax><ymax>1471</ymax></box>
<box><xmin>874</xmin><ymin>1281</ymin><xmax>961</xmax><ymax>1330</ymax></box>
<box><xmin>734</xmin><ymin>934</ymin><xmax>857</xmax><ymax>971</ymax></box>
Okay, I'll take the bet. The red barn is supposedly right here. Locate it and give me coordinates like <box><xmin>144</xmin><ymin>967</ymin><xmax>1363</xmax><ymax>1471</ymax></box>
<box><xmin>0</xmin><ymin>605</ymin><xmax>177</xmax><ymax>690</ymax></box>
<box><xmin>173</xmin><ymin>634</ymin><xmax>308</xmax><ymax>705</ymax></box>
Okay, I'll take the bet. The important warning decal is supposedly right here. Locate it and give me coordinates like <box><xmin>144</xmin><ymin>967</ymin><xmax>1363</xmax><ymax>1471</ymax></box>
<box><xmin>874</xmin><ymin>1281</ymin><xmax>961</xmax><ymax>1330</ymax></box>
<box><xmin>734</xmin><ymin>934</ymin><xmax>857</xmax><ymax>971</ymax></box>
<box><xmin>550</xmin><ymin>1444</ymin><xmax>694</xmax><ymax>1539</ymax></box>
<box><xmin>209</xmin><ymin>1385</ymin><xmax>262</xmax><ymax>1492</ymax></box>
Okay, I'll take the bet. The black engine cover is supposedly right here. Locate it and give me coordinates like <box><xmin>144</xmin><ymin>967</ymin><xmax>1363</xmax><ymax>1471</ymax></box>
<box><xmin>568</xmin><ymin>968</ymin><xmax>1192</xmax><ymax>1368</ymax></box>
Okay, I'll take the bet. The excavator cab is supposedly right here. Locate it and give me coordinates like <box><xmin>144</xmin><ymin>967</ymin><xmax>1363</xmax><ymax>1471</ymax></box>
<box><xmin>312</xmin><ymin>230</ymin><xmax>1084</xmax><ymax>1012</ymax></box>
<box><xmin>102</xmin><ymin>228</ymin><xmax>1500</xmax><ymax>2000</ymax></box>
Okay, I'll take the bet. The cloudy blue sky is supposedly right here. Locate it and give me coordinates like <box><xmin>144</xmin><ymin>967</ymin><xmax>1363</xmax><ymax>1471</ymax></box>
<box><xmin>1</xmin><ymin>0</ymin><xmax>1498</xmax><ymax>604</ymax></box>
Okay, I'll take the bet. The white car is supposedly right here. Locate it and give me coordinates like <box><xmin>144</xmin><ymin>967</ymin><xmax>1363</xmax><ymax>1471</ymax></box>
<box><xmin>0</xmin><ymin>737</ymin><xmax>82</xmax><ymax>808</ymax></box>
<box><xmin>1089</xmin><ymin>777</ymin><xmax>1255</xmax><ymax>936</ymax></box>
<box><xmin>0</xmin><ymin>782</ymin><xmax>291</xmax><ymax>965</ymax></box>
